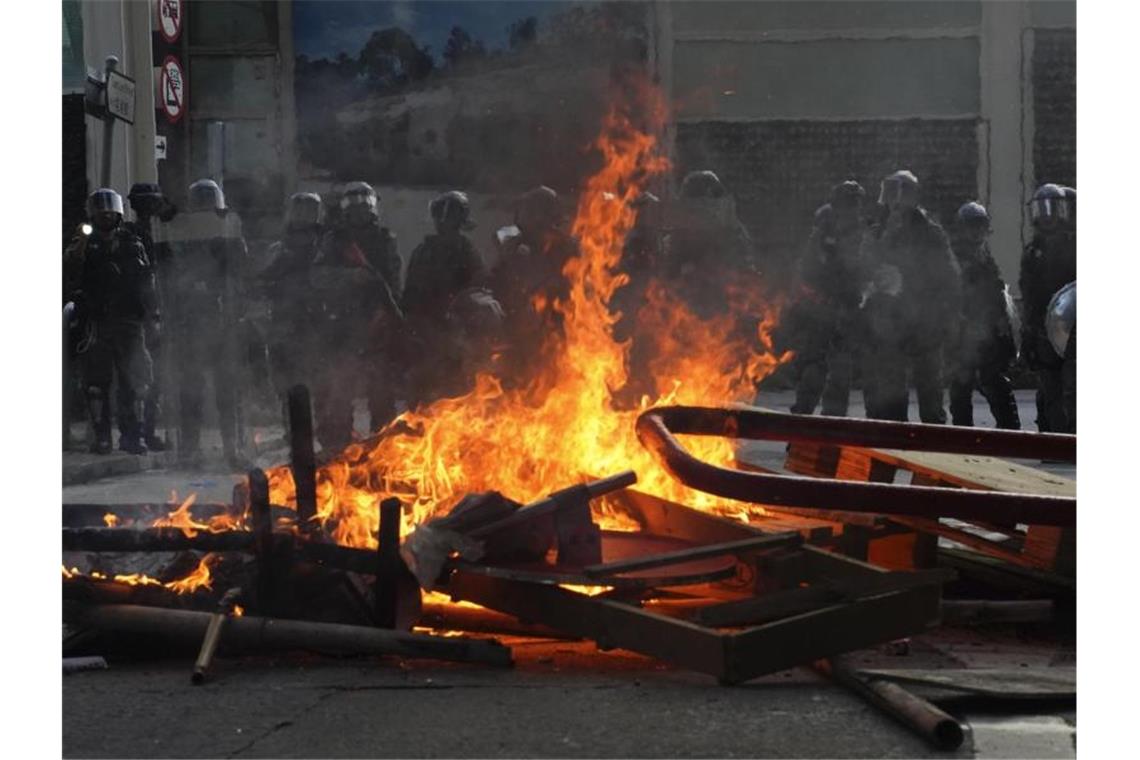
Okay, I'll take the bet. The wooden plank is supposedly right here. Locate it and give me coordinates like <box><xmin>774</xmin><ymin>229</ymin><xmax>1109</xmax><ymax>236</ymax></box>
<box><xmin>869</xmin><ymin>449</ymin><xmax>1074</xmax><ymax>496</ymax></box>
<box><xmin>938</xmin><ymin>547</ymin><xmax>1075</xmax><ymax>594</ymax></box>
<box><xmin>582</xmin><ymin>532</ymin><xmax>802</xmax><ymax>578</ymax></box>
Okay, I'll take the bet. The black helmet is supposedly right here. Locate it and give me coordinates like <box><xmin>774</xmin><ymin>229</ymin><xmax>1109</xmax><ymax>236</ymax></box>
<box><xmin>188</xmin><ymin>179</ymin><xmax>225</xmax><ymax>212</ymax></box>
<box><xmin>430</xmin><ymin>190</ymin><xmax>475</xmax><ymax>231</ymax></box>
<box><xmin>514</xmin><ymin>185</ymin><xmax>560</xmax><ymax>231</ymax></box>
<box><xmin>956</xmin><ymin>201</ymin><xmax>991</xmax><ymax>226</ymax></box>
<box><xmin>829</xmin><ymin>180</ymin><xmax>865</xmax><ymax>209</ymax></box>
<box><xmin>285</xmin><ymin>192</ymin><xmax>323</xmax><ymax>230</ymax></box>
<box><xmin>128</xmin><ymin>182</ymin><xmax>166</xmax><ymax>218</ymax></box>
<box><xmin>1029</xmin><ymin>183</ymin><xmax>1072</xmax><ymax>226</ymax></box>
<box><xmin>680</xmin><ymin>170</ymin><xmax>726</xmax><ymax>199</ymax></box>
<box><xmin>878</xmin><ymin>170</ymin><xmax>919</xmax><ymax>209</ymax></box>
<box><xmin>86</xmin><ymin>188</ymin><xmax>124</xmax><ymax>219</ymax></box>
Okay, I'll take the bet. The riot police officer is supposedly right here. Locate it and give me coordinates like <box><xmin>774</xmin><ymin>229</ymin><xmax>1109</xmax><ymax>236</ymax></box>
<box><xmin>321</xmin><ymin>181</ymin><xmax>402</xmax><ymax>428</ymax></box>
<box><xmin>789</xmin><ymin>180</ymin><xmax>866</xmax><ymax>417</ymax></box>
<box><xmin>859</xmin><ymin>170</ymin><xmax>960</xmax><ymax>423</ymax></box>
<box><xmin>662</xmin><ymin>170</ymin><xmax>757</xmax><ymax>318</ymax></box>
<box><xmin>1018</xmin><ymin>183</ymin><xmax>1076</xmax><ymax>433</ymax></box>
<box><xmin>309</xmin><ymin>206</ymin><xmax>403</xmax><ymax>451</ymax></box>
<box><xmin>260</xmin><ymin>193</ymin><xmax>325</xmax><ymax>400</ymax></box>
<box><xmin>64</xmin><ymin>189</ymin><xmax>157</xmax><ymax>454</ymax></box>
<box><xmin>125</xmin><ymin>183</ymin><xmax>177</xmax><ymax>451</ymax></box>
<box><xmin>489</xmin><ymin>185</ymin><xmax>579</xmax><ymax>389</ymax></box>
<box><xmin>946</xmin><ymin>202</ymin><xmax>1020</xmax><ymax>429</ymax></box>
<box><xmin>402</xmin><ymin>191</ymin><xmax>497</xmax><ymax>406</ymax></box>
<box><xmin>612</xmin><ymin>191</ymin><xmax>663</xmax><ymax>408</ymax></box>
<box><xmin>164</xmin><ymin>179</ymin><xmax>249</xmax><ymax>467</ymax></box>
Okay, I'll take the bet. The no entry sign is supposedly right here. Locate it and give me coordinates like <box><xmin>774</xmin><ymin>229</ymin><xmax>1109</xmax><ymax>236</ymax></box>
<box><xmin>157</xmin><ymin>0</ymin><xmax>182</xmax><ymax>44</ymax></box>
<box><xmin>159</xmin><ymin>56</ymin><xmax>186</xmax><ymax>124</ymax></box>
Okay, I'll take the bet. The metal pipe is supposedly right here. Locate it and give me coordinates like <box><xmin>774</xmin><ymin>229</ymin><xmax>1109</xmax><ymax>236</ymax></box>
<box><xmin>819</xmin><ymin>657</ymin><xmax>965</xmax><ymax>750</ymax></box>
<box><xmin>635</xmin><ymin>407</ymin><xmax>1075</xmax><ymax>526</ymax></box>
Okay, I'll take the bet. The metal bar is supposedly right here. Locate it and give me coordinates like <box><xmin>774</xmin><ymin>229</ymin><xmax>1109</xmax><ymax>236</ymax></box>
<box><xmin>819</xmin><ymin>657</ymin><xmax>966</xmax><ymax>751</ymax></box>
<box><xmin>636</xmin><ymin>407</ymin><xmax>1075</xmax><ymax>526</ymax></box>
<box><xmin>287</xmin><ymin>384</ymin><xmax>318</xmax><ymax>530</ymax></box>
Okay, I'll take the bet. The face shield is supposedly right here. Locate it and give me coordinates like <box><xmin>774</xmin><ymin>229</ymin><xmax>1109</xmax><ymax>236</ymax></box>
<box><xmin>86</xmin><ymin>189</ymin><xmax>124</xmax><ymax>231</ymax></box>
<box><xmin>341</xmin><ymin>188</ymin><xmax>378</xmax><ymax>226</ymax></box>
<box><xmin>286</xmin><ymin>193</ymin><xmax>323</xmax><ymax>231</ymax></box>
<box><xmin>1029</xmin><ymin>197</ymin><xmax>1072</xmax><ymax>228</ymax></box>
<box><xmin>430</xmin><ymin>192</ymin><xmax>474</xmax><ymax>233</ymax></box>
<box><xmin>878</xmin><ymin>177</ymin><xmax>918</xmax><ymax>212</ymax></box>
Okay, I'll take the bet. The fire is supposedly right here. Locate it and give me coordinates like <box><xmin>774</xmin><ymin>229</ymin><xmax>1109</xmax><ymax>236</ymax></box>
<box><xmin>149</xmin><ymin>492</ymin><xmax>247</xmax><ymax>537</ymax></box>
<box><xmin>266</xmin><ymin>79</ymin><xmax>793</xmax><ymax>550</ymax></box>
<box><xmin>103</xmin><ymin>512</ymin><xmax>119</xmax><ymax>528</ymax></box>
<box><xmin>233</xmin><ymin>605</ymin><xmax>245</xmax><ymax>617</ymax></box>
<box><xmin>62</xmin><ymin>554</ymin><xmax>217</xmax><ymax>595</ymax></box>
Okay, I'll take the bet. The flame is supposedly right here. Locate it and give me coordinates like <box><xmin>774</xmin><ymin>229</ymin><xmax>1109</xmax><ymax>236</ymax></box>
<box><xmin>233</xmin><ymin>605</ymin><xmax>245</xmax><ymax>617</ymax></box>
<box><xmin>62</xmin><ymin>554</ymin><xmax>217</xmax><ymax>595</ymax></box>
<box><xmin>266</xmin><ymin>78</ymin><xmax>793</xmax><ymax>551</ymax></box>
<box><xmin>149</xmin><ymin>492</ymin><xmax>247</xmax><ymax>537</ymax></box>
<box><xmin>558</xmin><ymin>584</ymin><xmax>613</xmax><ymax>597</ymax></box>
<box><xmin>103</xmin><ymin>512</ymin><xmax>119</xmax><ymax>528</ymax></box>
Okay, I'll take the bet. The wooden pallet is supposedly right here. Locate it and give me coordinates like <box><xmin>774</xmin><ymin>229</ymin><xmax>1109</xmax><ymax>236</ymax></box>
<box><xmin>775</xmin><ymin>441</ymin><xmax>1075</xmax><ymax>576</ymax></box>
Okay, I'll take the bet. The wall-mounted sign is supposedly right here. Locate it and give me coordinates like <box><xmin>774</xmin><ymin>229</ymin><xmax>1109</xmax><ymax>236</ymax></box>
<box><xmin>155</xmin><ymin>135</ymin><xmax>168</xmax><ymax>161</ymax></box>
<box><xmin>157</xmin><ymin>0</ymin><xmax>182</xmax><ymax>44</ymax></box>
<box><xmin>106</xmin><ymin>69</ymin><xmax>136</xmax><ymax>124</ymax></box>
<box><xmin>159</xmin><ymin>56</ymin><xmax>186</xmax><ymax>124</ymax></box>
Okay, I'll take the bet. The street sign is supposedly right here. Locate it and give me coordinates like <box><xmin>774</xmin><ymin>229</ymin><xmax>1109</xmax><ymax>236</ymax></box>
<box><xmin>159</xmin><ymin>56</ymin><xmax>186</xmax><ymax>124</ymax></box>
<box><xmin>155</xmin><ymin>135</ymin><xmax>167</xmax><ymax>161</ymax></box>
<box><xmin>106</xmin><ymin>69</ymin><xmax>136</xmax><ymax>124</ymax></box>
<box><xmin>157</xmin><ymin>0</ymin><xmax>183</xmax><ymax>44</ymax></box>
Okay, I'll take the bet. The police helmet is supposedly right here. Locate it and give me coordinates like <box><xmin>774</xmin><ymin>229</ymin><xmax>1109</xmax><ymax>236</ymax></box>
<box><xmin>680</xmin><ymin>170</ymin><xmax>726</xmax><ymax>199</ymax></box>
<box><xmin>341</xmin><ymin>181</ymin><xmax>378</xmax><ymax>212</ymax></box>
<box><xmin>430</xmin><ymin>190</ymin><xmax>475</xmax><ymax>231</ymax></box>
<box><xmin>188</xmin><ymin>179</ymin><xmax>225</xmax><ymax>213</ymax></box>
<box><xmin>956</xmin><ymin>201</ymin><xmax>991</xmax><ymax>226</ymax></box>
<box><xmin>286</xmin><ymin>192</ymin><xmax>323</xmax><ymax>230</ymax></box>
<box><xmin>86</xmin><ymin>188</ymin><xmax>124</xmax><ymax>219</ymax></box>
<box><xmin>1029</xmin><ymin>183</ymin><xmax>1072</xmax><ymax>226</ymax></box>
<box><xmin>829</xmin><ymin>180</ymin><xmax>866</xmax><ymax>209</ymax></box>
<box><xmin>878</xmin><ymin>170</ymin><xmax>919</xmax><ymax>208</ymax></box>
<box><xmin>514</xmin><ymin>185</ymin><xmax>561</xmax><ymax>231</ymax></box>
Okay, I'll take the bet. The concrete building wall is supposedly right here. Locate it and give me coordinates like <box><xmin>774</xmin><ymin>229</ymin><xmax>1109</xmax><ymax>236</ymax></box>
<box><xmin>77</xmin><ymin>0</ymin><xmax>158</xmax><ymax>196</ymax></box>
<box><xmin>653</xmin><ymin>0</ymin><xmax>1076</xmax><ymax>288</ymax></box>
<box><xmin>185</xmin><ymin>0</ymin><xmax>297</xmax><ymax>240</ymax></box>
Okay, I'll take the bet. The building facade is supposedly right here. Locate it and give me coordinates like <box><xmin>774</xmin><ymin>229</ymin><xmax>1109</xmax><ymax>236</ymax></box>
<box><xmin>650</xmin><ymin>0</ymin><xmax>1076</xmax><ymax>286</ymax></box>
<box><xmin>62</xmin><ymin>0</ymin><xmax>296</xmax><ymax>242</ymax></box>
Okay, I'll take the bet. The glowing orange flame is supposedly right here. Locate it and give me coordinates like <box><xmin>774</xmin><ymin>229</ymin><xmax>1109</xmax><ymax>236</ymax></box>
<box><xmin>62</xmin><ymin>554</ymin><xmax>217</xmax><ymax>595</ymax></box>
<box><xmin>265</xmin><ymin>79</ymin><xmax>793</xmax><ymax>551</ymax></box>
<box><xmin>103</xmin><ymin>512</ymin><xmax>119</xmax><ymax>528</ymax></box>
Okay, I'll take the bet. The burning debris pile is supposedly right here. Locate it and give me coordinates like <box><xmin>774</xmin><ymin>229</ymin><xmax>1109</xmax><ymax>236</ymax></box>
<box><xmin>62</xmin><ymin>86</ymin><xmax>1075</xmax><ymax>753</ymax></box>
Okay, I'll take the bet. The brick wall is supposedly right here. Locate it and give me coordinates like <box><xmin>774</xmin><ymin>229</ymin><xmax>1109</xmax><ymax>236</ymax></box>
<box><xmin>1032</xmin><ymin>29</ymin><xmax>1076</xmax><ymax>189</ymax></box>
<box><xmin>674</xmin><ymin>119</ymin><xmax>980</xmax><ymax>284</ymax></box>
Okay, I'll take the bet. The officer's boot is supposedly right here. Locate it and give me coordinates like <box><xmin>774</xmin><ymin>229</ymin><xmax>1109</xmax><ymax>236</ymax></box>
<box><xmin>86</xmin><ymin>387</ymin><xmax>113</xmax><ymax>455</ymax></box>
<box><xmin>118</xmin><ymin>399</ymin><xmax>149</xmax><ymax>455</ymax></box>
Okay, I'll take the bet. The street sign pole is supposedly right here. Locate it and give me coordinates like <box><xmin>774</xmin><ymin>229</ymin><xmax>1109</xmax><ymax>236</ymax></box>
<box><xmin>99</xmin><ymin>55</ymin><xmax>119</xmax><ymax>187</ymax></box>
